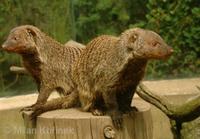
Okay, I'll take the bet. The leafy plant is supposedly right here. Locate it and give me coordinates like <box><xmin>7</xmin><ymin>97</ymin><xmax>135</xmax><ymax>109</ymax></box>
<box><xmin>141</xmin><ymin>0</ymin><xmax>200</xmax><ymax>78</ymax></box>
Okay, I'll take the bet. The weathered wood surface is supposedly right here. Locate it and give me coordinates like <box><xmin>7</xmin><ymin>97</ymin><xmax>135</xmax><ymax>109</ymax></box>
<box><xmin>136</xmin><ymin>83</ymin><xmax>200</xmax><ymax>139</ymax></box>
<box><xmin>23</xmin><ymin>99</ymin><xmax>152</xmax><ymax>139</ymax></box>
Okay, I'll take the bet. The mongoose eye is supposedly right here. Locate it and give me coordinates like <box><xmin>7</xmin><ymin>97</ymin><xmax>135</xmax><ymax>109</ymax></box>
<box><xmin>152</xmin><ymin>41</ymin><xmax>160</xmax><ymax>47</ymax></box>
<box><xmin>14</xmin><ymin>37</ymin><xmax>18</xmax><ymax>40</ymax></box>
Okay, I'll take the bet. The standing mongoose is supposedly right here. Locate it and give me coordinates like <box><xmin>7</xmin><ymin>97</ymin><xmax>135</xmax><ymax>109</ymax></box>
<box><xmin>72</xmin><ymin>27</ymin><xmax>173</xmax><ymax>128</ymax></box>
<box><xmin>1</xmin><ymin>25</ymin><xmax>84</xmax><ymax>111</ymax></box>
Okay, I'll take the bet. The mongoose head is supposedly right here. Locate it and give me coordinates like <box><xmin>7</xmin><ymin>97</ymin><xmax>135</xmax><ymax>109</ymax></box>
<box><xmin>120</xmin><ymin>28</ymin><xmax>173</xmax><ymax>59</ymax></box>
<box><xmin>1</xmin><ymin>25</ymin><xmax>41</xmax><ymax>54</ymax></box>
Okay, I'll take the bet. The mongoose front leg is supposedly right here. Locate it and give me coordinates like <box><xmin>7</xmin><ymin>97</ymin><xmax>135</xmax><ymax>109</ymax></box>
<box><xmin>117</xmin><ymin>90</ymin><xmax>138</xmax><ymax>114</ymax></box>
<box><xmin>21</xmin><ymin>87</ymin><xmax>53</xmax><ymax>111</ymax></box>
<box><xmin>103</xmin><ymin>91</ymin><xmax>123</xmax><ymax>129</ymax></box>
<box><xmin>30</xmin><ymin>98</ymin><xmax>65</xmax><ymax>119</ymax></box>
<box><xmin>30</xmin><ymin>91</ymin><xmax>79</xmax><ymax>119</ymax></box>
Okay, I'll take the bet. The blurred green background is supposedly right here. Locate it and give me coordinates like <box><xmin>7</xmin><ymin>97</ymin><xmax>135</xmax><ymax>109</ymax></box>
<box><xmin>0</xmin><ymin>0</ymin><xmax>199</xmax><ymax>97</ymax></box>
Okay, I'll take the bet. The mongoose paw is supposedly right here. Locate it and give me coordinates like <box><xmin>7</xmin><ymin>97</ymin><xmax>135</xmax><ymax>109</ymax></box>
<box><xmin>108</xmin><ymin>110</ymin><xmax>123</xmax><ymax>130</ymax></box>
<box><xmin>91</xmin><ymin>109</ymin><xmax>104</xmax><ymax>116</ymax></box>
<box><xmin>128</xmin><ymin>106</ymin><xmax>138</xmax><ymax>117</ymax></box>
<box><xmin>122</xmin><ymin>106</ymin><xmax>138</xmax><ymax>116</ymax></box>
<box><xmin>30</xmin><ymin>105</ymin><xmax>45</xmax><ymax>120</ymax></box>
<box><xmin>132</xmin><ymin>106</ymin><xmax>139</xmax><ymax>112</ymax></box>
<box><xmin>20</xmin><ymin>104</ymin><xmax>37</xmax><ymax>111</ymax></box>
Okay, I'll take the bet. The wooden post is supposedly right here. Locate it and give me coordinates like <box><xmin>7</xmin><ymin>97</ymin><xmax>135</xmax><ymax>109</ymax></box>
<box><xmin>23</xmin><ymin>99</ymin><xmax>152</xmax><ymax>139</ymax></box>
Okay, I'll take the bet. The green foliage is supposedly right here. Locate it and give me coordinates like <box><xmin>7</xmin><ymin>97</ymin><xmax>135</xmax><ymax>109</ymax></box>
<box><xmin>141</xmin><ymin>0</ymin><xmax>200</xmax><ymax>78</ymax></box>
<box><xmin>74</xmin><ymin>0</ymin><xmax>147</xmax><ymax>43</ymax></box>
<box><xmin>75</xmin><ymin>0</ymin><xmax>200</xmax><ymax>79</ymax></box>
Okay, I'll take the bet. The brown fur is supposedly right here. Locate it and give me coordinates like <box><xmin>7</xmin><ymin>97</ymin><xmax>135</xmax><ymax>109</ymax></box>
<box><xmin>72</xmin><ymin>28</ymin><xmax>173</xmax><ymax>128</ymax></box>
<box><xmin>2</xmin><ymin>25</ymin><xmax>84</xmax><ymax>110</ymax></box>
<box><xmin>2</xmin><ymin>27</ymin><xmax>172</xmax><ymax>128</ymax></box>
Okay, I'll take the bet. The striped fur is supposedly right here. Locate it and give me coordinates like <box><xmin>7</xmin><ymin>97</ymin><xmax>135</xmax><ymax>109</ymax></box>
<box><xmin>2</xmin><ymin>25</ymin><xmax>85</xmax><ymax>114</ymax></box>
<box><xmin>72</xmin><ymin>28</ymin><xmax>173</xmax><ymax>128</ymax></box>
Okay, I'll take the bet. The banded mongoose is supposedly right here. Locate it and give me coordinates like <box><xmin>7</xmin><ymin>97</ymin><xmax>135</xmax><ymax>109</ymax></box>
<box><xmin>29</xmin><ymin>27</ymin><xmax>173</xmax><ymax>129</ymax></box>
<box><xmin>1</xmin><ymin>25</ymin><xmax>84</xmax><ymax>110</ymax></box>
<box><xmin>72</xmin><ymin>27</ymin><xmax>173</xmax><ymax>128</ymax></box>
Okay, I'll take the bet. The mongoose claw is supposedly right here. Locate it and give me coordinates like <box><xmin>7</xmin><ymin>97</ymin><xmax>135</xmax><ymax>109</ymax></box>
<box><xmin>108</xmin><ymin>110</ymin><xmax>123</xmax><ymax>130</ymax></box>
<box><xmin>112</xmin><ymin>115</ymin><xmax>123</xmax><ymax>130</ymax></box>
<box><xmin>30</xmin><ymin>105</ymin><xmax>44</xmax><ymax>120</ymax></box>
<box><xmin>91</xmin><ymin>109</ymin><xmax>104</xmax><ymax>116</ymax></box>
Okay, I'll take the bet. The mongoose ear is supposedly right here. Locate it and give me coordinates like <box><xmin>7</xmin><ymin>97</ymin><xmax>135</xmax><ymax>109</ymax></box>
<box><xmin>27</xmin><ymin>28</ymin><xmax>37</xmax><ymax>37</ymax></box>
<box><xmin>128</xmin><ymin>34</ymin><xmax>138</xmax><ymax>43</ymax></box>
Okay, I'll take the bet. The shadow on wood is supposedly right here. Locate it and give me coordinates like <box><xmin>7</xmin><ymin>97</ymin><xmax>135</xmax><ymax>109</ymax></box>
<box><xmin>23</xmin><ymin>99</ymin><xmax>152</xmax><ymax>139</ymax></box>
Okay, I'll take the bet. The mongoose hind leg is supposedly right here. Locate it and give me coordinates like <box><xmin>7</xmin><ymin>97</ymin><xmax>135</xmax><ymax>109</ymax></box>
<box><xmin>61</xmin><ymin>90</ymin><xmax>80</xmax><ymax>108</ymax></box>
<box><xmin>79</xmin><ymin>90</ymin><xmax>105</xmax><ymax>116</ymax></box>
<box><xmin>79</xmin><ymin>89</ymin><xmax>95</xmax><ymax>112</ymax></box>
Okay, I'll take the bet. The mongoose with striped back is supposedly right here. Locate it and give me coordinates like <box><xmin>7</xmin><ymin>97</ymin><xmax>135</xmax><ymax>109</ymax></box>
<box><xmin>72</xmin><ymin>27</ymin><xmax>173</xmax><ymax>128</ymax></box>
<box><xmin>1</xmin><ymin>25</ymin><xmax>84</xmax><ymax>111</ymax></box>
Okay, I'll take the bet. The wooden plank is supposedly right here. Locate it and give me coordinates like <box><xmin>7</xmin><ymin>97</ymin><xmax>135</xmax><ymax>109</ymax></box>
<box><xmin>90</xmin><ymin>116</ymin><xmax>115</xmax><ymax>139</ymax></box>
<box><xmin>23</xmin><ymin>111</ymin><xmax>36</xmax><ymax>139</ymax></box>
<box><xmin>54</xmin><ymin>118</ymin><xmax>78</xmax><ymax>139</ymax></box>
<box><xmin>76</xmin><ymin>118</ymin><xmax>92</xmax><ymax>139</ymax></box>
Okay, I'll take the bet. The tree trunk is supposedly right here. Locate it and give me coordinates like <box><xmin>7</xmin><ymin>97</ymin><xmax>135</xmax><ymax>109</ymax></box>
<box><xmin>23</xmin><ymin>99</ymin><xmax>153</xmax><ymax>139</ymax></box>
